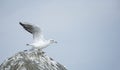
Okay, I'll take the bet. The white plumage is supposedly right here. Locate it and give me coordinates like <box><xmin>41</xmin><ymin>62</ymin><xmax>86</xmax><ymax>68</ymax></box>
<box><xmin>19</xmin><ymin>22</ymin><xmax>57</xmax><ymax>49</ymax></box>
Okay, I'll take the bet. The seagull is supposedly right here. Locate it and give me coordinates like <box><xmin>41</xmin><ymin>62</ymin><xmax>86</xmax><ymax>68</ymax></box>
<box><xmin>19</xmin><ymin>22</ymin><xmax>57</xmax><ymax>50</ymax></box>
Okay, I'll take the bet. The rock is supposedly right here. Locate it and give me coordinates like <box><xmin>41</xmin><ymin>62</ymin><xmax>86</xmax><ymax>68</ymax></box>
<box><xmin>0</xmin><ymin>49</ymin><xmax>67</xmax><ymax>70</ymax></box>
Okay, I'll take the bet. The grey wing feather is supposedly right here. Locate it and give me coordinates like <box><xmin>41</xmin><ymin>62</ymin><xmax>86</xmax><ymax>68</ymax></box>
<box><xmin>19</xmin><ymin>22</ymin><xmax>41</xmax><ymax>34</ymax></box>
<box><xmin>19</xmin><ymin>22</ymin><xmax>44</xmax><ymax>42</ymax></box>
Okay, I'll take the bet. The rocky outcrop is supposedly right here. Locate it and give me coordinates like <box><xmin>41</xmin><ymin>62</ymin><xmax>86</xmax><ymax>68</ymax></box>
<box><xmin>0</xmin><ymin>49</ymin><xmax>67</xmax><ymax>70</ymax></box>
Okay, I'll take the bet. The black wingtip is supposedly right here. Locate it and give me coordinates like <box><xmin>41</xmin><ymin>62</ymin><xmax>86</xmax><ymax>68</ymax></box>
<box><xmin>19</xmin><ymin>22</ymin><xmax>24</xmax><ymax>26</ymax></box>
<box><xmin>19</xmin><ymin>22</ymin><xmax>22</xmax><ymax>24</ymax></box>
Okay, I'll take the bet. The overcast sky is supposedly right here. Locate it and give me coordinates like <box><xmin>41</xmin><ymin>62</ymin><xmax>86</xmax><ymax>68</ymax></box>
<box><xmin>0</xmin><ymin>0</ymin><xmax>120</xmax><ymax>70</ymax></box>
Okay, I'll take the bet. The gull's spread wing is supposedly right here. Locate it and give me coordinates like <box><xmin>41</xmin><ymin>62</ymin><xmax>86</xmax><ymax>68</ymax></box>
<box><xmin>19</xmin><ymin>22</ymin><xmax>44</xmax><ymax>42</ymax></box>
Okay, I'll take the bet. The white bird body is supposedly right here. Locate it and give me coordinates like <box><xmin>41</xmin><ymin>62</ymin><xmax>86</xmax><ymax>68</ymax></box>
<box><xmin>30</xmin><ymin>40</ymin><xmax>50</xmax><ymax>49</ymax></box>
<box><xmin>19</xmin><ymin>22</ymin><xmax>57</xmax><ymax>49</ymax></box>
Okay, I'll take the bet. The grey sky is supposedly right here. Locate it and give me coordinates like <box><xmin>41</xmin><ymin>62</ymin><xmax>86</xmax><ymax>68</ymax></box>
<box><xmin>0</xmin><ymin>0</ymin><xmax>120</xmax><ymax>70</ymax></box>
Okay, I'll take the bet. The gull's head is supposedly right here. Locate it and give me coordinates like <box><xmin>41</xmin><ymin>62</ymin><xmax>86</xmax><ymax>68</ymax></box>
<box><xmin>49</xmin><ymin>39</ymin><xmax>58</xmax><ymax>44</ymax></box>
